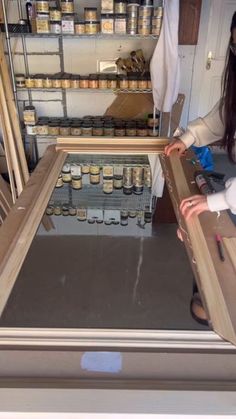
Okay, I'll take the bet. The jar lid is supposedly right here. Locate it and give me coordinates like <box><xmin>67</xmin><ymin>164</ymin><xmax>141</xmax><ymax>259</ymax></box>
<box><xmin>115</xmin><ymin>0</ymin><xmax>127</xmax><ymax>2</ymax></box>
<box><xmin>84</xmin><ymin>7</ymin><xmax>97</xmax><ymax>10</ymax></box>
<box><xmin>98</xmin><ymin>74</ymin><xmax>108</xmax><ymax>80</ymax></box>
<box><xmin>101</xmin><ymin>13</ymin><xmax>114</xmax><ymax>18</ymax></box>
<box><xmin>93</xmin><ymin>122</ymin><xmax>103</xmax><ymax>127</ymax></box>
<box><xmin>127</xmin><ymin>0</ymin><xmax>140</xmax><ymax>5</ymax></box>
<box><xmin>24</xmin><ymin>106</ymin><xmax>35</xmax><ymax>111</ymax></box>
<box><xmin>119</xmin><ymin>74</ymin><xmax>128</xmax><ymax>80</ymax></box>
<box><xmin>62</xmin><ymin>73</ymin><xmax>71</xmax><ymax>79</ymax></box>
<box><xmin>89</xmin><ymin>74</ymin><xmax>99</xmax><ymax>79</ymax></box>
<box><xmin>115</xmin><ymin>13</ymin><xmax>127</xmax><ymax>17</ymax></box>
<box><xmin>141</xmin><ymin>0</ymin><xmax>153</xmax><ymax>5</ymax></box>
<box><xmin>71</xmin><ymin>74</ymin><xmax>80</xmax><ymax>80</ymax></box>
<box><xmin>50</xmin><ymin>20</ymin><xmax>61</xmax><ymax>23</ymax></box>
<box><xmin>80</xmin><ymin>75</ymin><xmax>89</xmax><ymax>80</ymax></box>
<box><xmin>84</xmin><ymin>20</ymin><xmax>100</xmax><ymax>23</ymax></box>
<box><xmin>75</xmin><ymin>20</ymin><xmax>85</xmax><ymax>24</ymax></box>
<box><xmin>107</xmin><ymin>74</ymin><xmax>117</xmax><ymax>79</ymax></box>
<box><xmin>104</xmin><ymin>122</ymin><xmax>115</xmax><ymax>127</ymax></box>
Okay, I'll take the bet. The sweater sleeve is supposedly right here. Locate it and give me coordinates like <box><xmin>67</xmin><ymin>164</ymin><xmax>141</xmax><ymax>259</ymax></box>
<box><xmin>207</xmin><ymin>178</ymin><xmax>236</xmax><ymax>214</ymax></box>
<box><xmin>180</xmin><ymin>101</ymin><xmax>225</xmax><ymax>148</ymax></box>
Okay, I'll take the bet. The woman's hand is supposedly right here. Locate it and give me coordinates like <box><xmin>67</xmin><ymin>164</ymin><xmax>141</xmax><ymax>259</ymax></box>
<box><xmin>180</xmin><ymin>195</ymin><xmax>209</xmax><ymax>220</ymax></box>
<box><xmin>164</xmin><ymin>139</ymin><xmax>187</xmax><ymax>156</ymax></box>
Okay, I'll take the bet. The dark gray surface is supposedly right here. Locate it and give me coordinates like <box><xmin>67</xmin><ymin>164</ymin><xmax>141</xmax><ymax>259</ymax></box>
<box><xmin>0</xmin><ymin>225</ymin><xmax>206</xmax><ymax>330</ymax></box>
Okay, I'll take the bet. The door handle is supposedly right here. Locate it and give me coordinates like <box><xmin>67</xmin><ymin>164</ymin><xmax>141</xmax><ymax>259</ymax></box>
<box><xmin>206</xmin><ymin>51</ymin><xmax>213</xmax><ymax>70</ymax></box>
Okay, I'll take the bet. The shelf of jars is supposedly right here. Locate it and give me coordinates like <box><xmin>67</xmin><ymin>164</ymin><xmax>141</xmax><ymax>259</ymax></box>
<box><xmin>9</xmin><ymin>32</ymin><xmax>159</xmax><ymax>39</ymax></box>
<box><xmin>18</xmin><ymin>87</ymin><xmax>152</xmax><ymax>93</ymax></box>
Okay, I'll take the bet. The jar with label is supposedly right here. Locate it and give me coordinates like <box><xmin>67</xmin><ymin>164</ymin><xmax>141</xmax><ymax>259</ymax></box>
<box><xmin>114</xmin><ymin>14</ymin><xmax>127</xmax><ymax>34</ymax></box>
<box><xmin>70</xmin><ymin>75</ymin><xmax>80</xmax><ymax>88</ymax></box>
<box><xmin>120</xmin><ymin>209</ymin><xmax>129</xmax><ymax>226</ymax></box>
<box><xmin>133</xmin><ymin>166</ymin><xmax>144</xmax><ymax>194</ymax></box>
<box><xmin>81</xmin><ymin>164</ymin><xmax>90</xmax><ymax>174</ymax></box>
<box><xmin>61</xmin><ymin>0</ymin><xmax>74</xmax><ymax>14</ymax></box>
<box><xmin>101</xmin><ymin>14</ymin><xmax>114</xmax><ymax>33</ymax></box>
<box><xmin>23</xmin><ymin>106</ymin><xmax>37</xmax><ymax>125</ymax></box>
<box><xmin>148</xmin><ymin>113</ymin><xmax>159</xmax><ymax>127</ymax></box>
<box><xmin>84</xmin><ymin>8</ymin><xmax>98</xmax><ymax>21</ymax></box>
<box><xmin>89</xmin><ymin>74</ymin><xmax>99</xmax><ymax>89</ymax></box>
<box><xmin>85</xmin><ymin>20</ymin><xmax>100</xmax><ymax>34</ymax></box>
<box><xmin>126</xmin><ymin>122</ymin><xmax>136</xmax><ymax>136</ymax></box>
<box><xmin>55</xmin><ymin>174</ymin><xmax>63</xmax><ymax>188</ymax></box>
<box><xmin>115</xmin><ymin>122</ymin><xmax>126</xmax><ymax>137</ymax></box>
<box><xmin>61</xmin><ymin>74</ymin><xmax>71</xmax><ymax>89</ymax></box>
<box><xmin>75</xmin><ymin>21</ymin><xmax>85</xmax><ymax>34</ymax></box>
<box><xmin>46</xmin><ymin>204</ymin><xmax>54</xmax><ymax>215</ymax></box>
<box><xmin>103</xmin><ymin>165</ymin><xmax>113</xmax><ymax>179</ymax></box>
<box><xmin>77</xmin><ymin>208</ymin><xmax>87</xmax><ymax>221</ymax></box>
<box><xmin>128</xmin><ymin>210</ymin><xmax>136</xmax><ymax>218</ymax></box>
<box><xmin>115</xmin><ymin>0</ymin><xmax>127</xmax><ymax>14</ymax></box>
<box><xmin>62</xmin><ymin>204</ymin><xmax>70</xmax><ymax>216</ymax></box>
<box><xmin>49</xmin><ymin>7</ymin><xmax>61</xmax><ymax>21</ymax></box>
<box><xmin>61</xmin><ymin>163</ymin><xmax>71</xmax><ymax>183</ymax></box>
<box><xmin>90</xmin><ymin>164</ymin><xmax>100</xmax><ymax>175</ymax></box>
<box><xmin>139</xmin><ymin>5</ymin><xmax>153</xmax><ymax>18</ymax></box>
<box><xmin>36</xmin><ymin>13</ymin><xmax>50</xmax><ymax>33</ymax></box>
<box><xmin>92</xmin><ymin>122</ymin><xmax>104</xmax><ymax>136</ymax></box>
<box><xmin>144</xmin><ymin>211</ymin><xmax>152</xmax><ymax>223</ymax></box>
<box><xmin>26</xmin><ymin>124</ymin><xmax>37</xmax><ymax>135</ymax></box>
<box><xmin>43</xmin><ymin>75</ymin><xmax>53</xmax><ymax>89</ymax></box>
<box><xmin>144</xmin><ymin>166</ymin><xmax>152</xmax><ymax>187</ymax></box>
<box><xmin>71</xmin><ymin>164</ymin><xmax>82</xmax><ymax>190</ymax></box>
<box><xmin>138</xmin><ymin>24</ymin><xmax>151</xmax><ymax>35</ymax></box>
<box><xmin>54</xmin><ymin>203</ymin><xmax>62</xmax><ymax>216</ymax></box>
<box><xmin>128</xmin><ymin>75</ymin><xmax>138</xmax><ymax>90</ymax></box>
<box><xmin>34</xmin><ymin>74</ymin><xmax>44</xmax><ymax>88</ymax></box>
<box><xmin>113</xmin><ymin>169</ymin><xmax>123</xmax><ymax>188</ymax></box>
<box><xmin>15</xmin><ymin>74</ymin><xmax>25</xmax><ymax>88</ymax></box>
<box><xmin>36</xmin><ymin>120</ymin><xmax>49</xmax><ymax>135</ymax></box>
<box><xmin>82</xmin><ymin>123</ymin><xmax>92</xmax><ymax>136</ymax></box>
<box><xmin>62</xmin><ymin>14</ymin><xmax>74</xmax><ymax>33</ymax></box>
<box><xmin>103</xmin><ymin>179</ymin><xmax>113</xmax><ymax>194</ymax></box>
<box><xmin>127</xmin><ymin>17</ymin><xmax>138</xmax><ymax>34</ymax></box>
<box><xmin>119</xmin><ymin>75</ymin><xmax>128</xmax><ymax>89</ymax></box>
<box><xmin>69</xmin><ymin>206</ymin><xmax>77</xmax><ymax>216</ymax></box>
<box><xmin>138</xmin><ymin>76</ymin><xmax>148</xmax><ymax>90</ymax></box>
<box><xmin>101</xmin><ymin>0</ymin><xmax>114</xmax><ymax>14</ymax></box>
<box><xmin>48</xmin><ymin>121</ymin><xmax>60</xmax><ymax>136</ymax></box>
<box><xmin>50</xmin><ymin>20</ymin><xmax>61</xmax><ymax>33</ymax></box>
<box><xmin>107</xmin><ymin>74</ymin><xmax>117</xmax><ymax>89</ymax></box>
<box><xmin>123</xmin><ymin>166</ymin><xmax>133</xmax><ymax>195</ymax></box>
<box><xmin>98</xmin><ymin>74</ymin><xmax>108</xmax><ymax>89</ymax></box>
<box><xmin>36</xmin><ymin>0</ymin><xmax>49</xmax><ymax>13</ymax></box>
<box><xmin>71</xmin><ymin>122</ymin><xmax>82</xmax><ymax>136</ymax></box>
<box><xmin>104</xmin><ymin>122</ymin><xmax>115</xmax><ymax>136</ymax></box>
<box><xmin>79</xmin><ymin>75</ymin><xmax>89</xmax><ymax>89</ymax></box>
<box><xmin>90</xmin><ymin>173</ymin><xmax>100</xmax><ymax>185</ymax></box>
<box><xmin>153</xmin><ymin>6</ymin><xmax>163</xmax><ymax>17</ymax></box>
<box><xmin>52</xmin><ymin>74</ymin><xmax>62</xmax><ymax>88</ymax></box>
<box><xmin>60</xmin><ymin>123</ymin><xmax>71</xmax><ymax>136</ymax></box>
<box><xmin>137</xmin><ymin>123</ymin><xmax>148</xmax><ymax>136</ymax></box>
<box><xmin>25</xmin><ymin>76</ymin><xmax>35</xmax><ymax>89</ymax></box>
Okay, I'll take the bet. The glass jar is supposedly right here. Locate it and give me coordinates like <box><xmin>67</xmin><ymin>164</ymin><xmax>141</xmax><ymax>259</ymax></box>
<box><xmin>36</xmin><ymin>120</ymin><xmax>49</xmax><ymax>135</ymax></box>
<box><xmin>128</xmin><ymin>75</ymin><xmax>138</xmax><ymax>90</ymax></box>
<box><xmin>15</xmin><ymin>74</ymin><xmax>25</xmax><ymax>88</ymax></box>
<box><xmin>129</xmin><ymin>210</ymin><xmax>137</xmax><ymax>218</ymax></box>
<box><xmin>52</xmin><ymin>74</ymin><xmax>62</xmax><ymax>88</ymax></box>
<box><xmin>115</xmin><ymin>0</ymin><xmax>127</xmax><ymax>14</ymax></box>
<box><xmin>144</xmin><ymin>166</ymin><xmax>152</xmax><ymax>187</ymax></box>
<box><xmin>138</xmin><ymin>24</ymin><xmax>151</xmax><ymax>35</ymax></box>
<box><xmin>49</xmin><ymin>7</ymin><xmax>61</xmax><ymax>21</ymax></box>
<box><xmin>75</xmin><ymin>21</ymin><xmax>85</xmax><ymax>34</ymax></box>
<box><xmin>60</xmin><ymin>123</ymin><xmax>71</xmax><ymax>136</ymax></box>
<box><xmin>92</xmin><ymin>123</ymin><xmax>104</xmax><ymax>136</ymax></box>
<box><xmin>62</xmin><ymin>204</ymin><xmax>70</xmax><ymax>216</ymax></box>
<box><xmin>103</xmin><ymin>179</ymin><xmax>113</xmax><ymax>194</ymax></box>
<box><xmin>79</xmin><ymin>76</ymin><xmax>89</xmax><ymax>89</ymax></box>
<box><xmin>120</xmin><ymin>209</ymin><xmax>129</xmax><ymax>226</ymax></box>
<box><xmin>25</xmin><ymin>76</ymin><xmax>35</xmax><ymax>89</ymax></box>
<box><xmin>85</xmin><ymin>20</ymin><xmax>100</xmax><ymax>34</ymax></box>
<box><xmin>81</xmin><ymin>164</ymin><xmax>90</xmax><ymax>174</ymax></box>
<box><xmin>139</xmin><ymin>5</ymin><xmax>153</xmax><ymax>18</ymax></box>
<box><xmin>50</xmin><ymin>20</ymin><xmax>62</xmax><ymax>33</ymax></box>
<box><xmin>138</xmin><ymin>77</ymin><xmax>148</xmax><ymax>90</ymax></box>
<box><xmin>101</xmin><ymin>0</ymin><xmax>114</xmax><ymax>14</ymax></box>
<box><xmin>114</xmin><ymin>123</ymin><xmax>126</xmax><ymax>136</ymax></box>
<box><xmin>48</xmin><ymin>121</ymin><xmax>60</xmax><ymax>136</ymax></box>
<box><xmin>36</xmin><ymin>13</ymin><xmax>50</xmax><ymax>33</ymax></box>
<box><xmin>113</xmin><ymin>176</ymin><xmax>123</xmax><ymax>189</ymax></box>
<box><xmin>89</xmin><ymin>74</ymin><xmax>99</xmax><ymax>89</ymax></box>
<box><xmin>55</xmin><ymin>174</ymin><xmax>63</xmax><ymax>188</ymax></box>
<box><xmin>34</xmin><ymin>74</ymin><xmax>44</xmax><ymax>88</ymax></box>
<box><xmin>90</xmin><ymin>164</ymin><xmax>100</xmax><ymax>175</ymax></box>
<box><xmin>98</xmin><ymin>75</ymin><xmax>108</xmax><ymax>89</ymax></box>
<box><xmin>153</xmin><ymin>6</ymin><xmax>163</xmax><ymax>17</ymax></box>
<box><xmin>101</xmin><ymin>14</ymin><xmax>114</xmax><ymax>34</ymax></box>
<box><xmin>147</xmin><ymin>113</ymin><xmax>159</xmax><ymax>127</ymax></box>
<box><xmin>62</xmin><ymin>14</ymin><xmax>75</xmax><ymax>33</ymax></box>
<box><xmin>119</xmin><ymin>75</ymin><xmax>128</xmax><ymax>89</ymax></box>
<box><xmin>114</xmin><ymin>13</ymin><xmax>127</xmax><ymax>34</ymax></box>
<box><xmin>71</xmin><ymin>176</ymin><xmax>82</xmax><ymax>190</ymax></box>
<box><xmin>84</xmin><ymin>7</ymin><xmax>98</xmax><ymax>21</ymax></box>
<box><xmin>36</xmin><ymin>1</ymin><xmax>49</xmax><ymax>13</ymax></box>
<box><xmin>103</xmin><ymin>165</ymin><xmax>114</xmax><ymax>178</ymax></box>
<box><xmin>82</xmin><ymin>123</ymin><xmax>93</xmax><ymax>136</ymax></box>
<box><xmin>43</xmin><ymin>75</ymin><xmax>53</xmax><ymax>89</ymax></box>
<box><xmin>61</xmin><ymin>0</ymin><xmax>74</xmax><ymax>14</ymax></box>
<box><xmin>127</xmin><ymin>17</ymin><xmax>138</xmax><ymax>34</ymax></box>
<box><xmin>137</xmin><ymin>124</ymin><xmax>148</xmax><ymax>136</ymax></box>
<box><xmin>54</xmin><ymin>204</ymin><xmax>62</xmax><ymax>216</ymax></box>
<box><xmin>69</xmin><ymin>206</ymin><xmax>77</xmax><ymax>216</ymax></box>
<box><xmin>23</xmin><ymin>106</ymin><xmax>37</xmax><ymax>125</ymax></box>
<box><xmin>26</xmin><ymin>124</ymin><xmax>37</xmax><ymax>135</ymax></box>
<box><xmin>77</xmin><ymin>208</ymin><xmax>87</xmax><ymax>221</ymax></box>
<box><xmin>61</xmin><ymin>163</ymin><xmax>71</xmax><ymax>182</ymax></box>
<box><xmin>107</xmin><ymin>75</ymin><xmax>117</xmax><ymax>89</ymax></box>
<box><xmin>71</xmin><ymin>123</ymin><xmax>82</xmax><ymax>136</ymax></box>
<box><xmin>125</xmin><ymin>122</ymin><xmax>136</xmax><ymax>136</ymax></box>
<box><xmin>104</xmin><ymin>123</ymin><xmax>115</xmax><ymax>136</ymax></box>
<box><xmin>71</xmin><ymin>75</ymin><xmax>80</xmax><ymax>88</ymax></box>
<box><xmin>90</xmin><ymin>173</ymin><xmax>100</xmax><ymax>185</ymax></box>
<box><xmin>61</xmin><ymin>74</ymin><xmax>71</xmax><ymax>89</ymax></box>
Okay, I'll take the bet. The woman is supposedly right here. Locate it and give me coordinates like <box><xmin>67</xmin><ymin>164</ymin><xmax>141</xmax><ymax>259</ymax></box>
<box><xmin>165</xmin><ymin>12</ymin><xmax>236</xmax><ymax>218</ymax></box>
<box><xmin>165</xmin><ymin>12</ymin><xmax>236</xmax><ymax>324</ymax></box>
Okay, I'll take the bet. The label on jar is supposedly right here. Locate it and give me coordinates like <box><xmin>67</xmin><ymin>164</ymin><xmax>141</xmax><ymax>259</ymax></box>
<box><xmin>62</xmin><ymin>19</ymin><xmax>74</xmax><ymax>33</ymax></box>
<box><xmin>123</xmin><ymin>167</ymin><xmax>133</xmax><ymax>186</ymax></box>
<box><xmin>82</xmin><ymin>164</ymin><xmax>90</xmax><ymax>174</ymax></box>
<box><xmin>50</xmin><ymin>9</ymin><xmax>61</xmax><ymax>20</ymax></box>
<box><xmin>36</xmin><ymin>2</ymin><xmax>49</xmax><ymax>13</ymax></box>
<box><xmin>61</xmin><ymin>2</ymin><xmax>74</xmax><ymax>13</ymax></box>
<box><xmin>103</xmin><ymin>179</ymin><xmax>113</xmax><ymax>194</ymax></box>
<box><xmin>90</xmin><ymin>165</ymin><xmax>100</xmax><ymax>175</ymax></box>
<box><xmin>101</xmin><ymin>18</ymin><xmax>114</xmax><ymax>33</ymax></box>
<box><xmin>62</xmin><ymin>172</ymin><xmax>72</xmax><ymax>182</ymax></box>
<box><xmin>71</xmin><ymin>164</ymin><xmax>81</xmax><ymax>177</ymax></box>
<box><xmin>69</xmin><ymin>207</ymin><xmax>77</xmax><ymax>216</ymax></box>
<box><xmin>23</xmin><ymin>110</ymin><xmax>36</xmax><ymax>125</ymax></box>
<box><xmin>77</xmin><ymin>208</ymin><xmax>87</xmax><ymax>221</ymax></box>
<box><xmin>103</xmin><ymin>165</ymin><xmax>113</xmax><ymax>178</ymax></box>
<box><xmin>72</xmin><ymin>177</ymin><xmax>82</xmax><ymax>189</ymax></box>
<box><xmin>36</xmin><ymin>18</ymin><xmax>50</xmax><ymax>33</ymax></box>
<box><xmin>101</xmin><ymin>0</ymin><xmax>114</xmax><ymax>13</ymax></box>
<box><xmin>90</xmin><ymin>174</ymin><xmax>100</xmax><ymax>184</ymax></box>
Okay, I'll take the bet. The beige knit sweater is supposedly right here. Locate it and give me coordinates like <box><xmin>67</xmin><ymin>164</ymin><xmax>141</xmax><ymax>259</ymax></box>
<box><xmin>180</xmin><ymin>102</ymin><xmax>236</xmax><ymax>214</ymax></box>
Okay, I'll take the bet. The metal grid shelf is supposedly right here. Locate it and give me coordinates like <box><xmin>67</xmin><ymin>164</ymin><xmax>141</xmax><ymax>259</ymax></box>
<box><xmin>17</xmin><ymin>88</ymin><xmax>152</xmax><ymax>94</ymax></box>
<box><xmin>10</xmin><ymin>33</ymin><xmax>158</xmax><ymax>40</ymax></box>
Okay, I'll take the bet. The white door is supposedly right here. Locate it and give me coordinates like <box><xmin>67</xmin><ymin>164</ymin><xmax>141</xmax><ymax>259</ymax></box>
<box><xmin>189</xmin><ymin>0</ymin><xmax>236</xmax><ymax>119</ymax></box>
